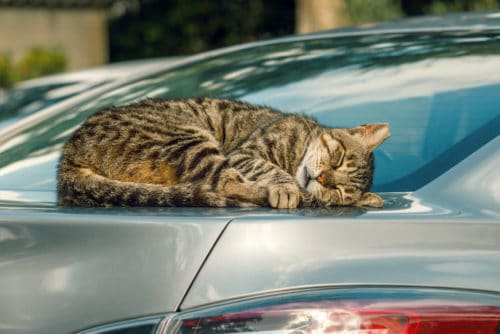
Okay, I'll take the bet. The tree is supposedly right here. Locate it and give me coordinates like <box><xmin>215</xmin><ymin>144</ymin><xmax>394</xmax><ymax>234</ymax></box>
<box><xmin>108</xmin><ymin>0</ymin><xmax>500</xmax><ymax>61</ymax></box>
<box><xmin>108</xmin><ymin>0</ymin><xmax>295</xmax><ymax>61</ymax></box>
<box><xmin>296</xmin><ymin>0</ymin><xmax>350</xmax><ymax>34</ymax></box>
<box><xmin>296</xmin><ymin>0</ymin><xmax>405</xmax><ymax>33</ymax></box>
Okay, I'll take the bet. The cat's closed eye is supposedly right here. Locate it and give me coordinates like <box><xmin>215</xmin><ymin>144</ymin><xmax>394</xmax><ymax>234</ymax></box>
<box><xmin>323</xmin><ymin>140</ymin><xmax>345</xmax><ymax>168</ymax></box>
<box><xmin>331</xmin><ymin>155</ymin><xmax>343</xmax><ymax>169</ymax></box>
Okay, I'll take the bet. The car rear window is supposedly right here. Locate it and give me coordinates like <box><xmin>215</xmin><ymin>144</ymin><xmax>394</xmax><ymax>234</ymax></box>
<box><xmin>0</xmin><ymin>30</ymin><xmax>498</xmax><ymax>195</ymax></box>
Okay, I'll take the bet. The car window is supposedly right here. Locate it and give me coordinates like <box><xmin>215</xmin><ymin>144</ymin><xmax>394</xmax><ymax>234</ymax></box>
<box><xmin>0</xmin><ymin>30</ymin><xmax>498</xmax><ymax>197</ymax></box>
<box><xmin>0</xmin><ymin>80</ymin><xmax>110</xmax><ymax>129</ymax></box>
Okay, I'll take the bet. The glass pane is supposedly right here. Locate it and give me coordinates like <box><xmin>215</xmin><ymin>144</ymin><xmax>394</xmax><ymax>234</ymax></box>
<box><xmin>78</xmin><ymin>317</ymin><xmax>162</xmax><ymax>334</ymax></box>
<box><xmin>0</xmin><ymin>30</ymin><xmax>498</xmax><ymax>198</ymax></box>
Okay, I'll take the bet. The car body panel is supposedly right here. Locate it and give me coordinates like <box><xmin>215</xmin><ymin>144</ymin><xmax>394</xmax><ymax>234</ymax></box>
<box><xmin>418</xmin><ymin>137</ymin><xmax>500</xmax><ymax>216</ymax></box>
<box><xmin>0</xmin><ymin>210</ymin><xmax>227</xmax><ymax>334</ymax></box>
<box><xmin>181</xmin><ymin>138</ymin><xmax>500</xmax><ymax>308</ymax></box>
<box><xmin>182</xmin><ymin>216</ymin><xmax>500</xmax><ymax>309</ymax></box>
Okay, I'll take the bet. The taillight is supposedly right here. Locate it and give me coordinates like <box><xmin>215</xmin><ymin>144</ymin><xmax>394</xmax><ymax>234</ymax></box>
<box><xmin>159</xmin><ymin>288</ymin><xmax>500</xmax><ymax>334</ymax></box>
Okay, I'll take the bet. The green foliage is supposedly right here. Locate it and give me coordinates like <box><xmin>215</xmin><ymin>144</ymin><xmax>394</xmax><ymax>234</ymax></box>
<box><xmin>108</xmin><ymin>0</ymin><xmax>500</xmax><ymax>61</ymax></box>
<box><xmin>346</xmin><ymin>0</ymin><xmax>405</xmax><ymax>24</ymax></box>
<box><xmin>426</xmin><ymin>0</ymin><xmax>500</xmax><ymax>14</ymax></box>
<box><xmin>16</xmin><ymin>47</ymin><xmax>67</xmax><ymax>82</ymax></box>
<box><xmin>345</xmin><ymin>0</ymin><xmax>500</xmax><ymax>24</ymax></box>
<box><xmin>109</xmin><ymin>0</ymin><xmax>295</xmax><ymax>61</ymax></box>
<box><xmin>0</xmin><ymin>54</ymin><xmax>15</xmax><ymax>88</ymax></box>
<box><xmin>0</xmin><ymin>48</ymin><xmax>67</xmax><ymax>88</ymax></box>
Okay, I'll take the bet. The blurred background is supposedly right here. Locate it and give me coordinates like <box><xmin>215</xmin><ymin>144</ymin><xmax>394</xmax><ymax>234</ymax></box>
<box><xmin>0</xmin><ymin>0</ymin><xmax>499</xmax><ymax>88</ymax></box>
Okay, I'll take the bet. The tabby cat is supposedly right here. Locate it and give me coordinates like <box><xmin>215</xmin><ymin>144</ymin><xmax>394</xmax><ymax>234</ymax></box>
<box><xmin>57</xmin><ymin>97</ymin><xmax>389</xmax><ymax>208</ymax></box>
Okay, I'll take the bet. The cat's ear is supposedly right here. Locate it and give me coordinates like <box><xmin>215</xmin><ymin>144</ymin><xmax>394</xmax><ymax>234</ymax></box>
<box><xmin>349</xmin><ymin>123</ymin><xmax>390</xmax><ymax>152</ymax></box>
<box><xmin>358</xmin><ymin>192</ymin><xmax>384</xmax><ymax>208</ymax></box>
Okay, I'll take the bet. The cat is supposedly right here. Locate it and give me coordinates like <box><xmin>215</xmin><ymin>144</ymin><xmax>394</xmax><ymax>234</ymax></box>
<box><xmin>57</xmin><ymin>97</ymin><xmax>390</xmax><ymax>208</ymax></box>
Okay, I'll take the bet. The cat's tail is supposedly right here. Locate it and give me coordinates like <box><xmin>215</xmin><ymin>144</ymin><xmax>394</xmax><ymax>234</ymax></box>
<box><xmin>57</xmin><ymin>166</ymin><xmax>243</xmax><ymax>207</ymax></box>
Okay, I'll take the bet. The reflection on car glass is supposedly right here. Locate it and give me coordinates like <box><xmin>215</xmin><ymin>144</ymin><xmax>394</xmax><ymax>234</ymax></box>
<box><xmin>0</xmin><ymin>31</ymin><xmax>498</xmax><ymax>195</ymax></box>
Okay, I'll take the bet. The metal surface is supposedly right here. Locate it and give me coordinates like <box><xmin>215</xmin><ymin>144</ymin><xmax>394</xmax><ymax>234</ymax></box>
<box><xmin>181</xmin><ymin>138</ymin><xmax>500</xmax><ymax>308</ymax></box>
<box><xmin>0</xmin><ymin>209</ymin><xmax>228</xmax><ymax>334</ymax></box>
<box><xmin>418</xmin><ymin>137</ymin><xmax>500</xmax><ymax>217</ymax></box>
<box><xmin>181</xmin><ymin>214</ymin><xmax>500</xmax><ymax>309</ymax></box>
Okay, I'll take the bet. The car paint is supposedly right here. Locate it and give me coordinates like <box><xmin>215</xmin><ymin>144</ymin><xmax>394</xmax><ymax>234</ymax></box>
<box><xmin>0</xmin><ymin>209</ymin><xmax>227</xmax><ymax>334</ymax></box>
<box><xmin>182</xmin><ymin>138</ymin><xmax>500</xmax><ymax>309</ymax></box>
<box><xmin>0</xmin><ymin>11</ymin><xmax>497</xmax><ymax>334</ymax></box>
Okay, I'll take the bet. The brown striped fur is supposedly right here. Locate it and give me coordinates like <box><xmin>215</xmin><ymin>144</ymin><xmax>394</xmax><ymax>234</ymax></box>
<box><xmin>57</xmin><ymin>97</ymin><xmax>389</xmax><ymax>208</ymax></box>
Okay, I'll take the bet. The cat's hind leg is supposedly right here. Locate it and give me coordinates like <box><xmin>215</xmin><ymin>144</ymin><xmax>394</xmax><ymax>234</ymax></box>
<box><xmin>159</xmin><ymin>127</ymin><xmax>267</xmax><ymax>207</ymax></box>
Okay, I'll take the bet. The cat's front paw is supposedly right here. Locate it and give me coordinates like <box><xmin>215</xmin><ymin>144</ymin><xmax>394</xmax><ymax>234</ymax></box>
<box><xmin>267</xmin><ymin>183</ymin><xmax>300</xmax><ymax>209</ymax></box>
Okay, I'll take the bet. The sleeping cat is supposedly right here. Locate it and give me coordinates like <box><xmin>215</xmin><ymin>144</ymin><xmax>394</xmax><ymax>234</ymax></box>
<box><xmin>57</xmin><ymin>97</ymin><xmax>389</xmax><ymax>208</ymax></box>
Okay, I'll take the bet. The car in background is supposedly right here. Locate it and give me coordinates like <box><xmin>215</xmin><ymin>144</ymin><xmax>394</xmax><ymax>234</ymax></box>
<box><xmin>0</xmin><ymin>57</ymin><xmax>180</xmax><ymax>129</ymax></box>
<box><xmin>0</xmin><ymin>12</ymin><xmax>498</xmax><ymax>334</ymax></box>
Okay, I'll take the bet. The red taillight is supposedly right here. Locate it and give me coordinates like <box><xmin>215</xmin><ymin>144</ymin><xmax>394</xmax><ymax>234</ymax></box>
<box><xmin>162</xmin><ymin>288</ymin><xmax>500</xmax><ymax>334</ymax></box>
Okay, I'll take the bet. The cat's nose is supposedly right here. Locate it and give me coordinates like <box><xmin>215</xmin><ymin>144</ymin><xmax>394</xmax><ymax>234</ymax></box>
<box><xmin>316</xmin><ymin>173</ymin><xmax>325</xmax><ymax>185</ymax></box>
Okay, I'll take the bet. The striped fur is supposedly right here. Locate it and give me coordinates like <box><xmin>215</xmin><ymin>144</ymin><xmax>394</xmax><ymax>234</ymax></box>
<box><xmin>57</xmin><ymin>97</ymin><xmax>389</xmax><ymax>208</ymax></box>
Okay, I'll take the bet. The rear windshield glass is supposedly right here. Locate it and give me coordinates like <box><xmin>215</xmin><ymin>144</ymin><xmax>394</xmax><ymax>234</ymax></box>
<box><xmin>0</xmin><ymin>30</ymin><xmax>498</xmax><ymax>196</ymax></box>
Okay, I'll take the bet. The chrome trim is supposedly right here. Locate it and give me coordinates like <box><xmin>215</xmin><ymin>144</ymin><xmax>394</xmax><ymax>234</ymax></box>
<box><xmin>155</xmin><ymin>313</ymin><xmax>176</xmax><ymax>334</ymax></box>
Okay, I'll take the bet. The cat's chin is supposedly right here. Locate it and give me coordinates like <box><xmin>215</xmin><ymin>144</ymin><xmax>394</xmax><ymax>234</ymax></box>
<box><xmin>295</xmin><ymin>165</ymin><xmax>309</xmax><ymax>189</ymax></box>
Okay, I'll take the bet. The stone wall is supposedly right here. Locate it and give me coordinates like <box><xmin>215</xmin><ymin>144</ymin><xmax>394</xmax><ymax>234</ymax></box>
<box><xmin>0</xmin><ymin>8</ymin><xmax>108</xmax><ymax>70</ymax></box>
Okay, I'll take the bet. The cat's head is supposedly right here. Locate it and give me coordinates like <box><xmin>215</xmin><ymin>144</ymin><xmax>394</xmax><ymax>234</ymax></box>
<box><xmin>296</xmin><ymin>123</ymin><xmax>390</xmax><ymax>208</ymax></box>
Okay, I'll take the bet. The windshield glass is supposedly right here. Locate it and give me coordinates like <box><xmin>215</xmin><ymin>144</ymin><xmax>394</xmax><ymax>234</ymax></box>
<box><xmin>0</xmin><ymin>80</ymin><xmax>109</xmax><ymax>129</ymax></box>
<box><xmin>0</xmin><ymin>30</ymin><xmax>498</xmax><ymax>199</ymax></box>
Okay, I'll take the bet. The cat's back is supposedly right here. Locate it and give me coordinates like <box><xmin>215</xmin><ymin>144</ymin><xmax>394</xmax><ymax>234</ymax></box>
<box><xmin>66</xmin><ymin>98</ymin><xmax>214</xmax><ymax>150</ymax></box>
<box><xmin>79</xmin><ymin>98</ymin><xmax>201</xmax><ymax>134</ymax></box>
<box><xmin>62</xmin><ymin>97</ymin><xmax>283</xmax><ymax>162</ymax></box>
<box><xmin>75</xmin><ymin>97</ymin><xmax>280</xmax><ymax>137</ymax></box>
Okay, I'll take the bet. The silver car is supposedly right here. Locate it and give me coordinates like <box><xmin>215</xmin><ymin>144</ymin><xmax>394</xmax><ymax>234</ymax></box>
<box><xmin>0</xmin><ymin>12</ymin><xmax>499</xmax><ymax>334</ymax></box>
